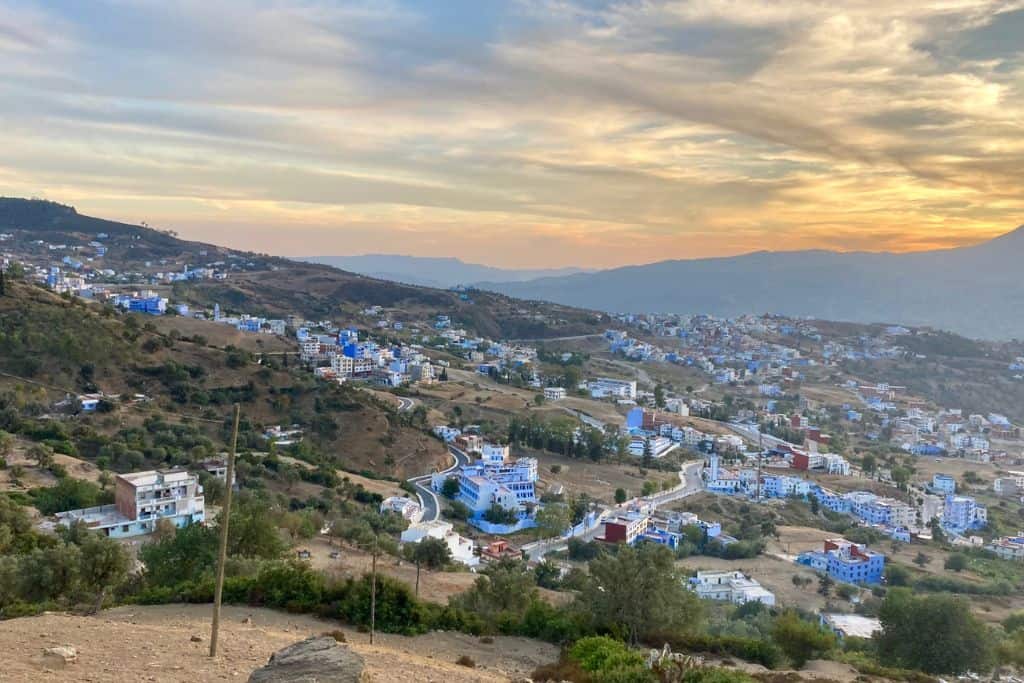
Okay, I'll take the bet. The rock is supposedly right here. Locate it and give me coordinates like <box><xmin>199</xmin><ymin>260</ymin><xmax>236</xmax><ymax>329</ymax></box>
<box><xmin>190</xmin><ymin>635</ymin><xmax>203</xmax><ymax>643</ymax></box>
<box><xmin>242</xmin><ymin>616</ymin><xmax>253</xmax><ymax>625</ymax></box>
<box><xmin>42</xmin><ymin>645</ymin><xmax>77</xmax><ymax>668</ymax></box>
<box><xmin>248</xmin><ymin>636</ymin><xmax>367</xmax><ymax>683</ymax></box>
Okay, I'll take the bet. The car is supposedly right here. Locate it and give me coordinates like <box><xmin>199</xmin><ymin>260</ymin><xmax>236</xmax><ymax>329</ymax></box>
<box><xmin>297</xmin><ymin>549</ymin><xmax>311</xmax><ymax>560</ymax></box>
<box><xmin>329</xmin><ymin>551</ymin><xmax>341</xmax><ymax>560</ymax></box>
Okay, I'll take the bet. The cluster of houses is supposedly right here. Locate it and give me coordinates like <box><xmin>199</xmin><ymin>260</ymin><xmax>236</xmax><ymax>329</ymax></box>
<box><xmin>302</xmin><ymin>326</ymin><xmax>438</xmax><ymax>388</ymax></box>
<box><xmin>702</xmin><ymin>449</ymin><xmax>987</xmax><ymax>540</ymax></box>
<box><xmin>596</xmin><ymin>507</ymin><xmax>726</xmax><ymax>550</ymax></box>
<box><xmin>623</xmin><ymin>408</ymin><xmax>741</xmax><ymax>460</ymax></box>
<box><xmin>8</xmin><ymin>231</ymin><xmax>240</xmax><ymax>296</ymax></box>
<box><xmin>876</xmin><ymin>402</ymin><xmax>1020</xmax><ymax>461</ymax></box>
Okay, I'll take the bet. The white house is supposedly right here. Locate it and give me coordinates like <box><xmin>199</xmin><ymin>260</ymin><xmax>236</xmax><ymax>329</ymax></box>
<box><xmin>380</xmin><ymin>496</ymin><xmax>424</xmax><ymax>524</ymax></box>
<box><xmin>543</xmin><ymin>386</ymin><xmax>567</xmax><ymax>401</ymax></box>
<box><xmin>400</xmin><ymin>520</ymin><xmax>479</xmax><ymax>566</ymax></box>
<box><xmin>688</xmin><ymin>570</ymin><xmax>775</xmax><ymax>606</ymax></box>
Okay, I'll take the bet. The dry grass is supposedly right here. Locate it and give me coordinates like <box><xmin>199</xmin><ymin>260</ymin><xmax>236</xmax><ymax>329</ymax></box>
<box><xmin>0</xmin><ymin>604</ymin><xmax>558</xmax><ymax>682</ymax></box>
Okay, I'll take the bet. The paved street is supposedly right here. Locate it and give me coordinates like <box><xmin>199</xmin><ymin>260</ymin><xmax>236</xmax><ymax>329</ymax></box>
<box><xmin>407</xmin><ymin>444</ymin><xmax>471</xmax><ymax>522</ymax></box>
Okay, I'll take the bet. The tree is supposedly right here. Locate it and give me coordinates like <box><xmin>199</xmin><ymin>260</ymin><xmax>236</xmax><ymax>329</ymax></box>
<box><xmin>861</xmin><ymin>454</ymin><xmax>877</xmax><ymax>475</ymax></box>
<box><xmin>27</xmin><ymin>443</ymin><xmax>55</xmax><ymax>470</ymax></box>
<box><xmin>891</xmin><ymin>466</ymin><xmax>910</xmax><ymax>489</ymax></box>
<box><xmin>928</xmin><ymin>517</ymin><xmax>946</xmax><ymax>544</ymax></box>
<box><xmin>944</xmin><ymin>553</ymin><xmax>968</xmax><ymax>572</ymax></box>
<box><xmin>483</xmin><ymin>504</ymin><xmax>518</xmax><ymax>525</ymax></box>
<box><xmin>913</xmin><ymin>552</ymin><xmax>931</xmax><ymax>567</ymax></box>
<box><xmin>877</xmin><ymin>588</ymin><xmax>994</xmax><ymax>674</ymax></box>
<box><xmin>642</xmin><ymin>439</ymin><xmax>653</xmax><ymax>469</ymax></box>
<box><xmin>772</xmin><ymin>610</ymin><xmax>836</xmax><ymax>668</ymax></box>
<box><xmin>817</xmin><ymin>573</ymin><xmax>834</xmax><ymax>597</ymax></box>
<box><xmin>614</xmin><ymin>487</ymin><xmax>627</xmax><ymax>505</ymax></box>
<box><xmin>78</xmin><ymin>532</ymin><xmax>131</xmax><ymax>613</ymax></box>
<box><xmin>534</xmin><ymin>503</ymin><xmax>571</xmax><ymax>540</ymax></box>
<box><xmin>654</xmin><ymin>384</ymin><xmax>666</xmax><ymax>408</ymax></box>
<box><xmin>884</xmin><ymin>563</ymin><xmax>911</xmax><ymax>587</ymax></box>
<box><xmin>0</xmin><ymin>430</ymin><xmax>13</xmax><ymax>463</ymax></box>
<box><xmin>440</xmin><ymin>477</ymin><xmax>460</xmax><ymax>499</ymax></box>
<box><xmin>408</xmin><ymin>536</ymin><xmax>451</xmax><ymax>570</ymax></box>
<box><xmin>578</xmin><ymin>543</ymin><xmax>703</xmax><ymax>645</ymax></box>
<box><xmin>641</xmin><ymin>480</ymin><xmax>657</xmax><ymax>497</ymax></box>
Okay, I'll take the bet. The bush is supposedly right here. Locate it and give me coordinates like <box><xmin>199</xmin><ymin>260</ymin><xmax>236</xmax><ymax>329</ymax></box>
<box><xmin>455</xmin><ymin>655</ymin><xmax>476</xmax><ymax>668</ymax></box>
<box><xmin>654</xmin><ymin>632</ymin><xmax>782</xmax><ymax>669</ymax></box>
<box><xmin>771</xmin><ymin>610</ymin><xmax>836</xmax><ymax>668</ymax></box>
<box><xmin>680</xmin><ymin>668</ymin><xmax>754</xmax><ymax>683</ymax></box>
<box><xmin>569</xmin><ymin>636</ymin><xmax>652</xmax><ymax>682</ymax></box>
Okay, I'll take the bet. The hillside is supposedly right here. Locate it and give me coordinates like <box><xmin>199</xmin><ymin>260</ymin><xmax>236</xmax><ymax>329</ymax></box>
<box><xmin>481</xmin><ymin>226</ymin><xmax>1024</xmax><ymax>340</ymax></box>
<box><xmin>301</xmin><ymin>254</ymin><xmax>589</xmax><ymax>289</ymax></box>
<box><xmin>0</xmin><ymin>198</ymin><xmax>610</xmax><ymax>341</ymax></box>
<box><xmin>0</xmin><ymin>280</ymin><xmax>445</xmax><ymax>480</ymax></box>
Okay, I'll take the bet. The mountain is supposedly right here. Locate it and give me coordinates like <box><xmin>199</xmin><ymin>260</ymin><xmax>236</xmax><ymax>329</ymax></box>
<box><xmin>481</xmin><ymin>226</ymin><xmax>1024</xmax><ymax>340</ymax></box>
<box><xmin>299</xmin><ymin>254</ymin><xmax>589</xmax><ymax>289</ymax></box>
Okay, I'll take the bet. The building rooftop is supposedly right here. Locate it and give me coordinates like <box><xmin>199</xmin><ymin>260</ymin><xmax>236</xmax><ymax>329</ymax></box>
<box><xmin>821</xmin><ymin>613</ymin><xmax>882</xmax><ymax>639</ymax></box>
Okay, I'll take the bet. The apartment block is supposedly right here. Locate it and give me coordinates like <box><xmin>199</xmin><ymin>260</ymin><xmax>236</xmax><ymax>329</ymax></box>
<box><xmin>55</xmin><ymin>469</ymin><xmax>205</xmax><ymax>538</ymax></box>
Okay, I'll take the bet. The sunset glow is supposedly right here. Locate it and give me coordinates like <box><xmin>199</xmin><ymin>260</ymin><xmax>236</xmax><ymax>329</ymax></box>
<box><xmin>2</xmin><ymin>1</ymin><xmax>1022</xmax><ymax>267</ymax></box>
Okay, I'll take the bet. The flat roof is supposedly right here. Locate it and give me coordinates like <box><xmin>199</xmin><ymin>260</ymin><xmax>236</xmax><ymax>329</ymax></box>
<box><xmin>821</xmin><ymin>613</ymin><xmax>881</xmax><ymax>639</ymax></box>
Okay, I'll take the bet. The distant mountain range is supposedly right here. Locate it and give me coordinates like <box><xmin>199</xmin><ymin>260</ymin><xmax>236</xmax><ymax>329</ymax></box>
<box><xmin>299</xmin><ymin>254</ymin><xmax>590</xmax><ymax>289</ymax></box>
<box><xmin>480</xmin><ymin>226</ymin><xmax>1024</xmax><ymax>340</ymax></box>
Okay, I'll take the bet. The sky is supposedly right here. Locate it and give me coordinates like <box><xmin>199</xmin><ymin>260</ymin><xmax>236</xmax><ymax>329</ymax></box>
<box><xmin>1</xmin><ymin>1</ymin><xmax>1022</xmax><ymax>269</ymax></box>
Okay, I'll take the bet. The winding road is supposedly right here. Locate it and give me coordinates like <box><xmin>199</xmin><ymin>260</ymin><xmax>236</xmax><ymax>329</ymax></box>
<box><xmin>406</xmin><ymin>443</ymin><xmax>472</xmax><ymax>523</ymax></box>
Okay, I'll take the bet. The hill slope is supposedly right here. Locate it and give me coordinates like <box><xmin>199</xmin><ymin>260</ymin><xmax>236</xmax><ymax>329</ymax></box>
<box><xmin>482</xmin><ymin>226</ymin><xmax>1024</xmax><ymax>340</ymax></box>
<box><xmin>0</xmin><ymin>280</ymin><xmax>445</xmax><ymax>480</ymax></box>
<box><xmin>301</xmin><ymin>254</ymin><xmax>589</xmax><ymax>288</ymax></box>
<box><xmin>0</xmin><ymin>198</ymin><xmax>609</xmax><ymax>341</ymax></box>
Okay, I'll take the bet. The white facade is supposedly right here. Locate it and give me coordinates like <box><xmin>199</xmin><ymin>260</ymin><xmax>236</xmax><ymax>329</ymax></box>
<box><xmin>589</xmin><ymin>377</ymin><xmax>638</xmax><ymax>400</ymax></box>
<box><xmin>689</xmin><ymin>570</ymin><xmax>775</xmax><ymax>606</ymax></box>
<box><xmin>380</xmin><ymin>496</ymin><xmax>424</xmax><ymax>524</ymax></box>
<box><xmin>400</xmin><ymin>520</ymin><xmax>479</xmax><ymax>566</ymax></box>
<box><xmin>543</xmin><ymin>386</ymin><xmax>567</xmax><ymax>401</ymax></box>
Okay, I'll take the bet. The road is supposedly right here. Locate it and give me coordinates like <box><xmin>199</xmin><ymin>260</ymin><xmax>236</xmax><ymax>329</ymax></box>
<box><xmin>520</xmin><ymin>460</ymin><xmax>705</xmax><ymax>561</ymax></box>
<box><xmin>503</xmin><ymin>333</ymin><xmax>605</xmax><ymax>343</ymax></box>
<box><xmin>725</xmin><ymin>421</ymin><xmax>791</xmax><ymax>450</ymax></box>
<box><xmin>406</xmin><ymin>444</ymin><xmax>472</xmax><ymax>523</ymax></box>
<box><xmin>395</xmin><ymin>396</ymin><xmax>416</xmax><ymax>412</ymax></box>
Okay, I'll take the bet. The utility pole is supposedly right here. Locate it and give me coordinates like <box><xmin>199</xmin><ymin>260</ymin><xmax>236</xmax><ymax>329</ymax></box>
<box><xmin>415</xmin><ymin>556</ymin><xmax>421</xmax><ymax>597</ymax></box>
<box><xmin>209</xmin><ymin>403</ymin><xmax>241</xmax><ymax>658</ymax></box>
<box><xmin>369</xmin><ymin>537</ymin><xmax>378</xmax><ymax>645</ymax></box>
<box><xmin>756</xmin><ymin>432</ymin><xmax>763</xmax><ymax>501</ymax></box>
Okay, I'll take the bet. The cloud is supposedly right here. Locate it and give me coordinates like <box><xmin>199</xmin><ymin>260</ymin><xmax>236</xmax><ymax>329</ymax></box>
<box><xmin>0</xmin><ymin>0</ymin><xmax>1021</xmax><ymax>267</ymax></box>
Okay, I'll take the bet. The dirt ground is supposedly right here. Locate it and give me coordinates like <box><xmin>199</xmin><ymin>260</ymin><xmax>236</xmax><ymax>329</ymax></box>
<box><xmin>0</xmin><ymin>603</ymin><xmax>558</xmax><ymax>682</ymax></box>
<box><xmin>303</xmin><ymin>536</ymin><xmax>480</xmax><ymax>605</ymax></box>
<box><xmin>0</xmin><ymin>442</ymin><xmax>103</xmax><ymax>493</ymax></box>
<box><xmin>677</xmin><ymin>551</ymin><xmax>827</xmax><ymax>614</ymax></box>
<box><xmin>528</xmin><ymin>449</ymin><xmax>680</xmax><ymax>504</ymax></box>
<box><xmin>148</xmin><ymin>315</ymin><xmax>295</xmax><ymax>354</ymax></box>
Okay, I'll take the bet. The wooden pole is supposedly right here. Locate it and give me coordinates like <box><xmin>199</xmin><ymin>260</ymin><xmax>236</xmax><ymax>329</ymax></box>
<box><xmin>209</xmin><ymin>403</ymin><xmax>241</xmax><ymax>658</ymax></box>
<box><xmin>369</xmin><ymin>538</ymin><xmax>378</xmax><ymax>645</ymax></box>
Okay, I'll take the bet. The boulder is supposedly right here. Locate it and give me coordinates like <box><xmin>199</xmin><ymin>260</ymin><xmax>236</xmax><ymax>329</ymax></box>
<box><xmin>249</xmin><ymin>636</ymin><xmax>367</xmax><ymax>682</ymax></box>
<box><xmin>42</xmin><ymin>645</ymin><xmax>77</xmax><ymax>668</ymax></box>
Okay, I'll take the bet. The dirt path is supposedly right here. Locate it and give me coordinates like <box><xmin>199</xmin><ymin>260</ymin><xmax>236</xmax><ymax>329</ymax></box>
<box><xmin>0</xmin><ymin>604</ymin><xmax>559</xmax><ymax>682</ymax></box>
